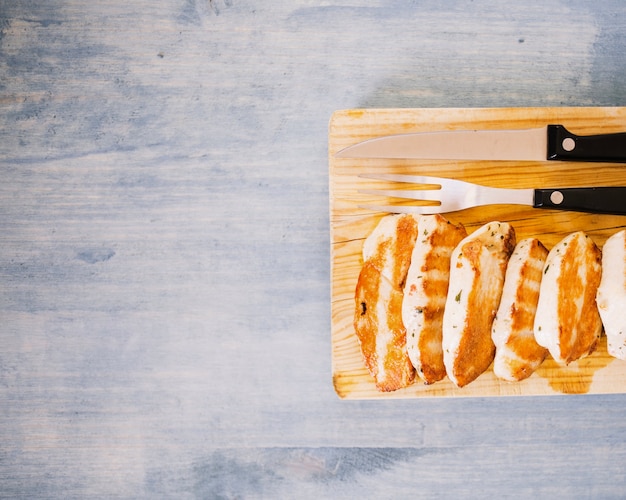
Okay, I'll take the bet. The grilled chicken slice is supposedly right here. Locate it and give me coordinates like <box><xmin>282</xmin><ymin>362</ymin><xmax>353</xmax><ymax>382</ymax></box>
<box><xmin>354</xmin><ymin>214</ymin><xmax>419</xmax><ymax>391</ymax></box>
<box><xmin>534</xmin><ymin>231</ymin><xmax>603</xmax><ymax>365</ymax></box>
<box><xmin>492</xmin><ymin>238</ymin><xmax>549</xmax><ymax>381</ymax></box>
<box><xmin>402</xmin><ymin>214</ymin><xmax>467</xmax><ymax>384</ymax></box>
<box><xmin>596</xmin><ymin>229</ymin><xmax>626</xmax><ymax>360</ymax></box>
<box><xmin>442</xmin><ymin>221</ymin><xmax>516</xmax><ymax>388</ymax></box>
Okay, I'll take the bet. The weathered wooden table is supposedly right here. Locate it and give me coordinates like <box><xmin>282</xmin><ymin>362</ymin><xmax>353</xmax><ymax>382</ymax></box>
<box><xmin>2</xmin><ymin>1</ymin><xmax>626</xmax><ymax>497</ymax></box>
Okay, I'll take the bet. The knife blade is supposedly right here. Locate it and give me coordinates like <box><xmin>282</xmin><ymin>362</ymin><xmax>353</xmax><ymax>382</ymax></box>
<box><xmin>335</xmin><ymin>125</ymin><xmax>626</xmax><ymax>162</ymax></box>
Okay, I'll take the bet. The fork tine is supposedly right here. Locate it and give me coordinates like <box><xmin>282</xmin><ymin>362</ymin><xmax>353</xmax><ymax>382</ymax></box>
<box><xmin>358</xmin><ymin>173</ymin><xmax>443</xmax><ymax>186</ymax></box>
<box><xmin>359</xmin><ymin>188</ymin><xmax>442</xmax><ymax>202</ymax></box>
<box><xmin>358</xmin><ymin>204</ymin><xmax>444</xmax><ymax>215</ymax></box>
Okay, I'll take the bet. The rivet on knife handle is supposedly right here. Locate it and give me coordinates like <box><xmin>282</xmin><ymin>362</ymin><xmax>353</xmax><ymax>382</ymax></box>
<box><xmin>547</xmin><ymin>125</ymin><xmax>626</xmax><ymax>162</ymax></box>
<box><xmin>534</xmin><ymin>187</ymin><xmax>626</xmax><ymax>215</ymax></box>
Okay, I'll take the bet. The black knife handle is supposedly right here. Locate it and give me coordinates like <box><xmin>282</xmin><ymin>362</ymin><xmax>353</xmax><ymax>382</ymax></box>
<box><xmin>534</xmin><ymin>187</ymin><xmax>626</xmax><ymax>214</ymax></box>
<box><xmin>547</xmin><ymin>125</ymin><xmax>626</xmax><ymax>162</ymax></box>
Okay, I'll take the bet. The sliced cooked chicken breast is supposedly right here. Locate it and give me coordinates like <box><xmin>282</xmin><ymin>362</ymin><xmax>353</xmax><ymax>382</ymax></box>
<box><xmin>354</xmin><ymin>214</ymin><xmax>419</xmax><ymax>391</ymax></box>
<box><xmin>596</xmin><ymin>229</ymin><xmax>626</xmax><ymax>360</ymax></box>
<box><xmin>492</xmin><ymin>238</ymin><xmax>549</xmax><ymax>381</ymax></box>
<box><xmin>402</xmin><ymin>214</ymin><xmax>467</xmax><ymax>384</ymax></box>
<box><xmin>534</xmin><ymin>231</ymin><xmax>603</xmax><ymax>365</ymax></box>
<box><xmin>442</xmin><ymin>222</ymin><xmax>516</xmax><ymax>388</ymax></box>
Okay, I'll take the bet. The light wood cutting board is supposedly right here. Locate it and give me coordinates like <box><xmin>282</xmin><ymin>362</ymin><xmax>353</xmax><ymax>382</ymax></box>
<box><xmin>329</xmin><ymin>107</ymin><xmax>626</xmax><ymax>399</ymax></box>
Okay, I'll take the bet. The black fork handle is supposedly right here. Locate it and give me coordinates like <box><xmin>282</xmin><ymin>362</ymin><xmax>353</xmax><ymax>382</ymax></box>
<box><xmin>534</xmin><ymin>187</ymin><xmax>626</xmax><ymax>215</ymax></box>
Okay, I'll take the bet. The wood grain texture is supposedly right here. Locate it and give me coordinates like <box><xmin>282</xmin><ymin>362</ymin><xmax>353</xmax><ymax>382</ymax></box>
<box><xmin>2</xmin><ymin>0</ymin><xmax>626</xmax><ymax>497</ymax></box>
<box><xmin>330</xmin><ymin>107</ymin><xmax>626</xmax><ymax>399</ymax></box>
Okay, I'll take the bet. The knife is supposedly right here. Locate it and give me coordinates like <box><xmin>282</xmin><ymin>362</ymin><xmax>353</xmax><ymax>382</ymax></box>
<box><xmin>335</xmin><ymin>125</ymin><xmax>626</xmax><ymax>162</ymax></box>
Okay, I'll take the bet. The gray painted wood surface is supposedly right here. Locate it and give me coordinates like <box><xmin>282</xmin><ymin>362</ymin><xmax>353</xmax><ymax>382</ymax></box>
<box><xmin>1</xmin><ymin>1</ymin><xmax>626</xmax><ymax>498</ymax></box>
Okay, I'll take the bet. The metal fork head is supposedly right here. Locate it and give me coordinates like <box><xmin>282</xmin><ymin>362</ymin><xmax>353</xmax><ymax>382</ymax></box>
<box><xmin>357</xmin><ymin>173</ymin><xmax>471</xmax><ymax>214</ymax></box>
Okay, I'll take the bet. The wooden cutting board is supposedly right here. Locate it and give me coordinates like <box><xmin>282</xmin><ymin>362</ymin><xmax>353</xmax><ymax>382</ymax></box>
<box><xmin>329</xmin><ymin>107</ymin><xmax>626</xmax><ymax>399</ymax></box>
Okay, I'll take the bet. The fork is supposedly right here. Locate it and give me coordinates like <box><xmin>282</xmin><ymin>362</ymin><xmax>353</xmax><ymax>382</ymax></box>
<box><xmin>358</xmin><ymin>173</ymin><xmax>626</xmax><ymax>215</ymax></box>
